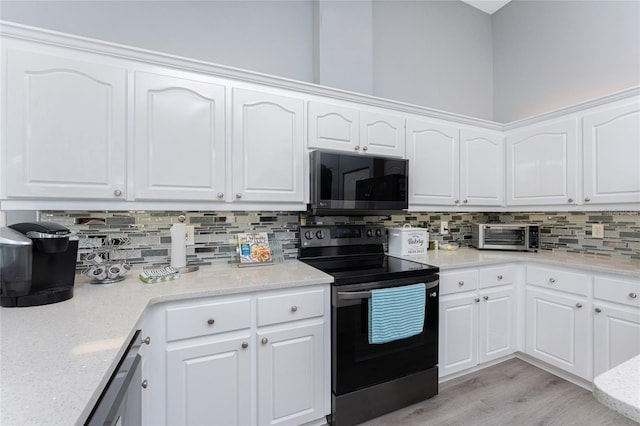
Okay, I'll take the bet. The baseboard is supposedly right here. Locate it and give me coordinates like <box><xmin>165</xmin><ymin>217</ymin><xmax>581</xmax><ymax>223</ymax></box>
<box><xmin>438</xmin><ymin>352</ymin><xmax>593</xmax><ymax>391</ymax></box>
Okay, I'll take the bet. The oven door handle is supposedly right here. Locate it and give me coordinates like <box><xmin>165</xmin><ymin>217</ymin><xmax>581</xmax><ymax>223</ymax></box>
<box><xmin>337</xmin><ymin>290</ymin><xmax>372</xmax><ymax>300</ymax></box>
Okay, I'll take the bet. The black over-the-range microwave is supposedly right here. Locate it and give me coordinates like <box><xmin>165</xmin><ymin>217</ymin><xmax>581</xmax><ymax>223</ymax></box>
<box><xmin>309</xmin><ymin>150</ymin><xmax>409</xmax><ymax>215</ymax></box>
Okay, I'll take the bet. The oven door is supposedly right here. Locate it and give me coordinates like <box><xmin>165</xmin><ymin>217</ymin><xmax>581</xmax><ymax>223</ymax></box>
<box><xmin>332</xmin><ymin>275</ymin><xmax>438</xmax><ymax>396</ymax></box>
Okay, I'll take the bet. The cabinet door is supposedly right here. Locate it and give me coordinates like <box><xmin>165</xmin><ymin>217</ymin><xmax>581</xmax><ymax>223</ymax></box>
<box><xmin>134</xmin><ymin>71</ymin><xmax>226</xmax><ymax>201</ymax></box>
<box><xmin>583</xmin><ymin>101</ymin><xmax>640</xmax><ymax>204</ymax></box>
<box><xmin>593</xmin><ymin>303</ymin><xmax>640</xmax><ymax>377</ymax></box>
<box><xmin>232</xmin><ymin>88</ymin><xmax>304</xmax><ymax>203</ymax></box>
<box><xmin>479</xmin><ymin>287</ymin><xmax>516</xmax><ymax>363</ymax></box>
<box><xmin>307</xmin><ymin>101</ymin><xmax>358</xmax><ymax>152</ymax></box>
<box><xmin>5</xmin><ymin>49</ymin><xmax>126</xmax><ymax>199</ymax></box>
<box><xmin>506</xmin><ymin>119</ymin><xmax>578</xmax><ymax>206</ymax></box>
<box><xmin>460</xmin><ymin>128</ymin><xmax>504</xmax><ymax>206</ymax></box>
<box><xmin>166</xmin><ymin>336</ymin><xmax>251</xmax><ymax>426</ymax></box>
<box><xmin>360</xmin><ymin>110</ymin><xmax>405</xmax><ymax>158</ymax></box>
<box><xmin>257</xmin><ymin>322</ymin><xmax>324</xmax><ymax>426</ymax></box>
<box><xmin>526</xmin><ymin>288</ymin><xmax>590</xmax><ymax>380</ymax></box>
<box><xmin>439</xmin><ymin>294</ymin><xmax>478</xmax><ymax>377</ymax></box>
<box><xmin>406</xmin><ymin>119</ymin><xmax>460</xmax><ymax>206</ymax></box>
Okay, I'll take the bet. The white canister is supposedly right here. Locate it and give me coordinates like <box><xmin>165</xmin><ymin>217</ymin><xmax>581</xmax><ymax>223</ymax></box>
<box><xmin>387</xmin><ymin>225</ymin><xmax>429</xmax><ymax>256</ymax></box>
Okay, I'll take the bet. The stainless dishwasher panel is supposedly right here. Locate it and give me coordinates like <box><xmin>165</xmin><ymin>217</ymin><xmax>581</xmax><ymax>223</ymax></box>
<box><xmin>85</xmin><ymin>330</ymin><xmax>143</xmax><ymax>426</ymax></box>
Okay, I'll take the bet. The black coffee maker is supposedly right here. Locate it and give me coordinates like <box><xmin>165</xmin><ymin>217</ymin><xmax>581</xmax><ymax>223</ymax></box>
<box><xmin>1</xmin><ymin>222</ymin><xmax>79</xmax><ymax>307</ymax></box>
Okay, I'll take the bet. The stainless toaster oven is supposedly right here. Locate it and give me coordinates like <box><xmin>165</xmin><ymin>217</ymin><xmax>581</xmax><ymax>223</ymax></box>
<box><xmin>471</xmin><ymin>223</ymin><xmax>539</xmax><ymax>252</ymax></box>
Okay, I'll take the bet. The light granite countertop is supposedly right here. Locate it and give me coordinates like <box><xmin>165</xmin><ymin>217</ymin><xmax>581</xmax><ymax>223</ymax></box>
<box><xmin>0</xmin><ymin>260</ymin><xmax>333</xmax><ymax>426</ymax></box>
<box><xmin>1</xmin><ymin>249</ymin><xmax>637</xmax><ymax>426</ymax></box>
<box><xmin>391</xmin><ymin>247</ymin><xmax>640</xmax><ymax>277</ymax></box>
<box><xmin>593</xmin><ymin>354</ymin><xmax>640</xmax><ymax>423</ymax></box>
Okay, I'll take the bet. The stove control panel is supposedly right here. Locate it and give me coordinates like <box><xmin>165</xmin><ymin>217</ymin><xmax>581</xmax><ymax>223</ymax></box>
<box><xmin>300</xmin><ymin>225</ymin><xmax>385</xmax><ymax>247</ymax></box>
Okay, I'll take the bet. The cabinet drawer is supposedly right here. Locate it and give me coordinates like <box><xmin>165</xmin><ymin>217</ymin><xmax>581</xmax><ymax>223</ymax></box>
<box><xmin>257</xmin><ymin>289</ymin><xmax>325</xmax><ymax>326</ymax></box>
<box><xmin>440</xmin><ymin>270</ymin><xmax>478</xmax><ymax>295</ymax></box>
<box><xmin>479</xmin><ymin>265</ymin><xmax>516</xmax><ymax>289</ymax></box>
<box><xmin>166</xmin><ymin>298</ymin><xmax>251</xmax><ymax>341</ymax></box>
<box><xmin>526</xmin><ymin>265</ymin><xmax>589</xmax><ymax>296</ymax></box>
<box><xmin>594</xmin><ymin>276</ymin><xmax>640</xmax><ymax>307</ymax></box>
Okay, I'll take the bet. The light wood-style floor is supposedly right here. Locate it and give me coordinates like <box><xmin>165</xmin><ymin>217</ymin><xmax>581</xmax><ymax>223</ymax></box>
<box><xmin>359</xmin><ymin>358</ymin><xmax>635</xmax><ymax>426</ymax></box>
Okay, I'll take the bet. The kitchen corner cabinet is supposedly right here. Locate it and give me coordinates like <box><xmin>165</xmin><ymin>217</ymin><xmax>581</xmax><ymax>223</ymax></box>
<box><xmin>592</xmin><ymin>275</ymin><xmax>640</xmax><ymax>377</ymax></box>
<box><xmin>134</xmin><ymin>71</ymin><xmax>227</xmax><ymax>201</ymax></box>
<box><xmin>143</xmin><ymin>285</ymin><xmax>329</xmax><ymax>426</ymax></box>
<box><xmin>407</xmin><ymin>120</ymin><xmax>504</xmax><ymax>207</ymax></box>
<box><xmin>525</xmin><ymin>265</ymin><xmax>591</xmax><ymax>380</ymax></box>
<box><xmin>582</xmin><ymin>101</ymin><xmax>640</xmax><ymax>205</ymax></box>
<box><xmin>460</xmin><ymin>128</ymin><xmax>504</xmax><ymax>206</ymax></box>
<box><xmin>232</xmin><ymin>88</ymin><xmax>305</xmax><ymax>203</ymax></box>
<box><xmin>439</xmin><ymin>265</ymin><xmax>516</xmax><ymax>377</ymax></box>
<box><xmin>307</xmin><ymin>101</ymin><xmax>405</xmax><ymax>158</ymax></box>
<box><xmin>506</xmin><ymin>119</ymin><xmax>578</xmax><ymax>206</ymax></box>
<box><xmin>5</xmin><ymin>48</ymin><xmax>127</xmax><ymax>200</ymax></box>
<box><xmin>406</xmin><ymin>119</ymin><xmax>460</xmax><ymax>206</ymax></box>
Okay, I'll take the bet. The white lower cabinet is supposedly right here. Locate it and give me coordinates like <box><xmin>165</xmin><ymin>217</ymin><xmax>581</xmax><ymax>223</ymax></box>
<box><xmin>143</xmin><ymin>285</ymin><xmax>329</xmax><ymax>426</ymax></box>
<box><xmin>166</xmin><ymin>335</ymin><xmax>252</xmax><ymax>426</ymax></box>
<box><xmin>592</xmin><ymin>274</ymin><xmax>640</xmax><ymax>377</ymax></box>
<box><xmin>257</xmin><ymin>323</ymin><xmax>325</xmax><ymax>426</ymax></box>
<box><xmin>525</xmin><ymin>287</ymin><xmax>590</xmax><ymax>380</ymax></box>
<box><xmin>439</xmin><ymin>266</ymin><xmax>516</xmax><ymax>377</ymax></box>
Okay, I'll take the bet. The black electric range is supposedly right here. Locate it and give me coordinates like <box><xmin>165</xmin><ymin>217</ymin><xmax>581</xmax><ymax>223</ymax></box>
<box><xmin>298</xmin><ymin>224</ymin><xmax>438</xmax><ymax>285</ymax></box>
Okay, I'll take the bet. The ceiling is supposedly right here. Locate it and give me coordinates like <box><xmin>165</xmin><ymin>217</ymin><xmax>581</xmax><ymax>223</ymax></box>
<box><xmin>460</xmin><ymin>0</ymin><xmax>512</xmax><ymax>15</ymax></box>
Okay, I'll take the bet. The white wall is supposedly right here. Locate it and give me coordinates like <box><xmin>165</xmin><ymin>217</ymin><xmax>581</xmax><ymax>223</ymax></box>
<box><xmin>492</xmin><ymin>0</ymin><xmax>640</xmax><ymax>123</ymax></box>
<box><xmin>0</xmin><ymin>0</ymin><xmax>315</xmax><ymax>82</ymax></box>
<box><xmin>372</xmin><ymin>0</ymin><xmax>494</xmax><ymax>120</ymax></box>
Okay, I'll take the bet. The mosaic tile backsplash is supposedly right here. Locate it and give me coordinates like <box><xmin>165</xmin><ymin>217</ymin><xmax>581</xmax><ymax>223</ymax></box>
<box><xmin>38</xmin><ymin>210</ymin><xmax>640</xmax><ymax>271</ymax></box>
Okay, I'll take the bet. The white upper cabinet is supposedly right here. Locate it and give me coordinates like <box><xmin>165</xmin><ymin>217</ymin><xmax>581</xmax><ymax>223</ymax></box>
<box><xmin>506</xmin><ymin>119</ymin><xmax>578</xmax><ymax>206</ymax></box>
<box><xmin>460</xmin><ymin>128</ymin><xmax>504</xmax><ymax>206</ymax></box>
<box><xmin>359</xmin><ymin>110</ymin><xmax>405</xmax><ymax>157</ymax></box>
<box><xmin>5</xmin><ymin>48</ymin><xmax>127</xmax><ymax>200</ymax></box>
<box><xmin>406</xmin><ymin>119</ymin><xmax>460</xmax><ymax>206</ymax></box>
<box><xmin>134</xmin><ymin>71</ymin><xmax>226</xmax><ymax>201</ymax></box>
<box><xmin>308</xmin><ymin>101</ymin><xmax>405</xmax><ymax>157</ymax></box>
<box><xmin>232</xmin><ymin>88</ymin><xmax>305</xmax><ymax>203</ymax></box>
<box><xmin>582</xmin><ymin>101</ymin><xmax>640</xmax><ymax>205</ymax></box>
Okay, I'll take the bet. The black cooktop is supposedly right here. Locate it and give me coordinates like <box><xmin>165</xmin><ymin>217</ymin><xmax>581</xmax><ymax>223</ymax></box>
<box><xmin>301</xmin><ymin>254</ymin><xmax>438</xmax><ymax>286</ymax></box>
<box><xmin>298</xmin><ymin>225</ymin><xmax>438</xmax><ymax>286</ymax></box>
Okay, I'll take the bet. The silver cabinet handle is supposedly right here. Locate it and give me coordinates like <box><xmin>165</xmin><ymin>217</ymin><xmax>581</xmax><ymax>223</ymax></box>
<box><xmin>474</xmin><ymin>298</ymin><xmax>480</xmax><ymax>303</ymax></box>
<box><xmin>568</xmin><ymin>198</ymin><xmax>573</xmax><ymax>203</ymax></box>
<box><xmin>114</xmin><ymin>189</ymin><xmax>122</xmax><ymax>197</ymax></box>
<box><xmin>235</xmin><ymin>193</ymin><xmax>242</xmax><ymax>199</ymax></box>
<box><xmin>141</xmin><ymin>380</ymin><xmax>148</xmax><ymax>389</ymax></box>
<box><xmin>207</xmin><ymin>318</ymin><xmax>215</xmax><ymax>325</ymax></box>
<box><xmin>463</xmin><ymin>199</ymin><xmax>468</xmax><ymax>204</ymax></box>
<box><xmin>576</xmin><ymin>303</ymin><xmax>583</xmax><ymax>308</ymax></box>
<box><xmin>141</xmin><ymin>336</ymin><xmax>151</xmax><ymax>345</ymax></box>
<box><xmin>585</xmin><ymin>197</ymin><xmax>591</xmax><ymax>202</ymax></box>
<box><xmin>458</xmin><ymin>281</ymin><xmax>464</xmax><ymax>286</ymax></box>
<box><xmin>549</xmin><ymin>278</ymin><xmax>556</xmax><ymax>283</ymax></box>
<box><xmin>362</xmin><ymin>145</ymin><xmax>368</xmax><ymax>151</ymax></box>
<box><xmin>354</xmin><ymin>145</ymin><xmax>360</xmax><ymax>151</ymax></box>
<box><xmin>241</xmin><ymin>342</ymin><xmax>248</xmax><ymax>349</ymax></box>
<box><xmin>454</xmin><ymin>200</ymin><xmax>459</xmax><ymax>204</ymax></box>
<box><xmin>630</xmin><ymin>293</ymin><xmax>638</xmax><ymax>299</ymax></box>
<box><xmin>483</xmin><ymin>296</ymin><xmax>489</xmax><ymax>301</ymax></box>
<box><xmin>595</xmin><ymin>307</ymin><xmax>602</xmax><ymax>313</ymax></box>
<box><xmin>497</xmin><ymin>275</ymin><xmax>503</xmax><ymax>280</ymax></box>
<box><xmin>217</xmin><ymin>192</ymin><xmax>224</xmax><ymax>199</ymax></box>
<box><xmin>291</xmin><ymin>305</ymin><xmax>298</xmax><ymax>312</ymax></box>
<box><xmin>261</xmin><ymin>337</ymin><xmax>268</xmax><ymax>345</ymax></box>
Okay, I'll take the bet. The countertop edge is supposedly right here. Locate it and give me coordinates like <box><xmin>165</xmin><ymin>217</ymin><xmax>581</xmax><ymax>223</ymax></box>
<box><xmin>593</xmin><ymin>355</ymin><xmax>640</xmax><ymax>423</ymax></box>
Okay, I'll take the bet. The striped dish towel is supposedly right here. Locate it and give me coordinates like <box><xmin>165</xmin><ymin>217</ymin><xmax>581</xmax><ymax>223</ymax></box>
<box><xmin>368</xmin><ymin>283</ymin><xmax>426</xmax><ymax>344</ymax></box>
